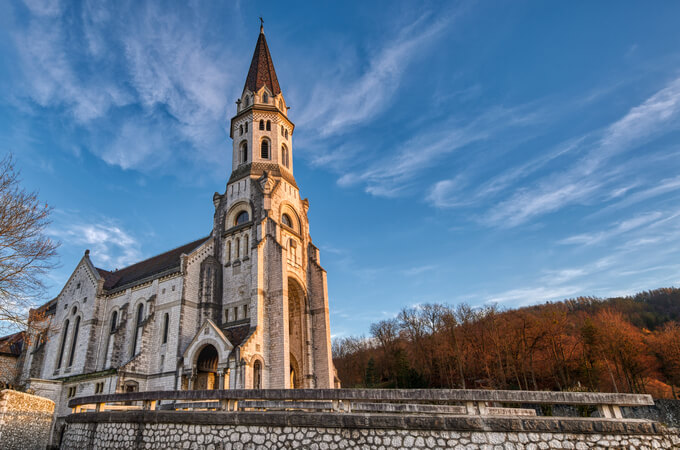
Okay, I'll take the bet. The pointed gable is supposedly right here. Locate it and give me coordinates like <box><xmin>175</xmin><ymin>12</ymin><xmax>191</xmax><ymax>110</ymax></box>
<box><xmin>244</xmin><ymin>27</ymin><xmax>281</xmax><ymax>95</ymax></box>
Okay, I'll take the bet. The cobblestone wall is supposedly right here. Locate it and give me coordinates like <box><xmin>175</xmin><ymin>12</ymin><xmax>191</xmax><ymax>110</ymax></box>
<box><xmin>0</xmin><ymin>389</ymin><xmax>55</xmax><ymax>450</ymax></box>
<box><xmin>60</xmin><ymin>415</ymin><xmax>680</xmax><ymax>450</ymax></box>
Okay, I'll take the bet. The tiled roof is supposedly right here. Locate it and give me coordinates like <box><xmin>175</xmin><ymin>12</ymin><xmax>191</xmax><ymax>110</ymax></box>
<box><xmin>244</xmin><ymin>28</ymin><xmax>281</xmax><ymax>95</ymax></box>
<box><xmin>222</xmin><ymin>324</ymin><xmax>253</xmax><ymax>348</ymax></box>
<box><xmin>0</xmin><ymin>331</ymin><xmax>24</xmax><ymax>356</ymax></box>
<box><xmin>96</xmin><ymin>236</ymin><xmax>209</xmax><ymax>292</ymax></box>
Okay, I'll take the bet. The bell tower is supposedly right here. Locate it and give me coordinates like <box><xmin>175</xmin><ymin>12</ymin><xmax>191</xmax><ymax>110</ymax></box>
<box><xmin>229</xmin><ymin>23</ymin><xmax>295</xmax><ymax>185</ymax></box>
<box><xmin>210</xmin><ymin>24</ymin><xmax>337</xmax><ymax>389</ymax></box>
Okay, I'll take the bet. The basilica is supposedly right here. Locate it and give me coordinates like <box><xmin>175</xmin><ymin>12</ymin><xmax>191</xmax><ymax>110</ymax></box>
<box><xmin>9</xmin><ymin>25</ymin><xmax>339</xmax><ymax>423</ymax></box>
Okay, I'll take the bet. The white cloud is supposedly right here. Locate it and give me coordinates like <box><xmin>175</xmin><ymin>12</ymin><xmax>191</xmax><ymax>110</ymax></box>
<box><xmin>50</xmin><ymin>219</ymin><xmax>142</xmax><ymax>269</ymax></box>
<box><xmin>296</xmin><ymin>12</ymin><xmax>455</xmax><ymax>138</ymax></box>
<box><xmin>559</xmin><ymin>211</ymin><xmax>663</xmax><ymax>246</ymax></box>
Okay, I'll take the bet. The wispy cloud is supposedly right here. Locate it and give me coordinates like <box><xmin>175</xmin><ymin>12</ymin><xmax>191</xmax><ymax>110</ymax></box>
<box><xmin>560</xmin><ymin>211</ymin><xmax>663</xmax><ymax>246</ymax></box>
<box><xmin>416</xmin><ymin>71</ymin><xmax>680</xmax><ymax>233</ymax></box>
<box><xmin>339</xmin><ymin>105</ymin><xmax>540</xmax><ymax>197</ymax></box>
<box><xmin>49</xmin><ymin>216</ymin><xmax>142</xmax><ymax>269</ymax></box>
<box><xmin>8</xmin><ymin>1</ymin><xmax>236</xmax><ymax>176</ymax></box>
<box><xmin>296</xmin><ymin>12</ymin><xmax>456</xmax><ymax>138</ymax></box>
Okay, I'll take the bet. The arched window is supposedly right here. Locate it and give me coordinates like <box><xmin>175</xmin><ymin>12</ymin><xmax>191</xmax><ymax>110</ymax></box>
<box><xmin>240</xmin><ymin>141</ymin><xmax>248</xmax><ymax>164</ymax></box>
<box><xmin>259</xmin><ymin>120</ymin><xmax>264</xmax><ymax>130</ymax></box>
<box><xmin>162</xmin><ymin>313</ymin><xmax>169</xmax><ymax>344</ymax></box>
<box><xmin>110</xmin><ymin>311</ymin><xmax>117</xmax><ymax>333</ymax></box>
<box><xmin>57</xmin><ymin>319</ymin><xmax>69</xmax><ymax>369</ymax></box>
<box><xmin>235</xmin><ymin>211</ymin><xmax>249</xmax><ymax>226</ymax></box>
<box><xmin>137</xmin><ymin>303</ymin><xmax>144</xmax><ymax>326</ymax></box>
<box><xmin>239</xmin><ymin>124</ymin><xmax>243</xmax><ymax>135</ymax></box>
<box><xmin>282</xmin><ymin>213</ymin><xmax>292</xmax><ymax>228</ymax></box>
<box><xmin>261</xmin><ymin>140</ymin><xmax>269</xmax><ymax>159</ymax></box>
<box><xmin>266</xmin><ymin>120</ymin><xmax>271</xmax><ymax>131</ymax></box>
<box><xmin>68</xmin><ymin>316</ymin><xmax>80</xmax><ymax>367</ymax></box>
<box><xmin>281</xmin><ymin>145</ymin><xmax>289</xmax><ymax>168</ymax></box>
<box><xmin>235</xmin><ymin>238</ymin><xmax>240</xmax><ymax>259</ymax></box>
<box><xmin>253</xmin><ymin>360</ymin><xmax>262</xmax><ymax>389</ymax></box>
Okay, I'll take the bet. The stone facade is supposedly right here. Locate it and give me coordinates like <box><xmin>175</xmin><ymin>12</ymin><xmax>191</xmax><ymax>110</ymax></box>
<box><xmin>5</xmin><ymin>25</ymin><xmax>338</xmax><ymax>444</ymax></box>
<box><xmin>0</xmin><ymin>389</ymin><xmax>55</xmax><ymax>450</ymax></box>
<box><xmin>60</xmin><ymin>419</ymin><xmax>680</xmax><ymax>450</ymax></box>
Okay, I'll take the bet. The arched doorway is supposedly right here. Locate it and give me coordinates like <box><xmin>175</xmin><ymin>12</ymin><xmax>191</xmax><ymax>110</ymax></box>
<box><xmin>195</xmin><ymin>345</ymin><xmax>218</xmax><ymax>390</ymax></box>
<box><xmin>288</xmin><ymin>278</ymin><xmax>306</xmax><ymax>388</ymax></box>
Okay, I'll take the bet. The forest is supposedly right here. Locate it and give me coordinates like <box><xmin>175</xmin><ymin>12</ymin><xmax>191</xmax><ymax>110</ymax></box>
<box><xmin>332</xmin><ymin>288</ymin><xmax>680</xmax><ymax>398</ymax></box>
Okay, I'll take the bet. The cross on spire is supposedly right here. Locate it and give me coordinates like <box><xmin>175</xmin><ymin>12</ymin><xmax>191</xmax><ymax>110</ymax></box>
<box><xmin>259</xmin><ymin>17</ymin><xmax>264</xmax><ymax>33</ymax></box>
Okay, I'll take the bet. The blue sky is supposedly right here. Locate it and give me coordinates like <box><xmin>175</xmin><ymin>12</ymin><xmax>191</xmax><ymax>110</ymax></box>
<box><xmin>2</xmin><ymin>1</ymin><xmax>680</xmax><ymax>338</ymax></box>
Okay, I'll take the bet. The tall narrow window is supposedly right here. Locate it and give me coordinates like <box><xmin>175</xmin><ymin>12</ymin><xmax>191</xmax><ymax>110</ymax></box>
<box><xmin>245</xmin><ymin>122</ymin><xmax>248</xmax><ymax>132</ymax></box>
<box><xmin>240</xmin><ymin>142</ymin><xmax>248</xmax><ymax>164</ymax></box>
<box><xmin>68</xmin><ymin>316</ymin><xmax>81</xmax><ymax>367</ymax></box>
<box><xmin>132</xmin><ymin>303</ymin><xmax>144</xmax><ymax>355</ymax></box>
<box><xmin>162</xmin><ymin>313</ymin><xmax>169</xmax><ymax>344</ymax></box>
<box><xmin>266</xmin><ymin>120</ymin><xmax>271</xmax><ymax>131</ymax></box>
<box><xmin>280</xmin><ymin>125</ymin><xmax>284</xmax><ymax>135</ymax></box>
<box><xmin>289</xmin><ymin>239</ymin><xmax>298</xmax><ymax>264</ymax></box>
<box><xmin>244</xmin><ymin>235</ymin><xmax>249</xmax><ymax>255</ymax></box>
<box><xmin>235</xmin><ymin>238</ymin><xmax>240</xmax><ymax>259</ymax></box>
<box><xmin>253</xmin><ymin>360</ymin><xmax>262</xmax><ymax>389</ymax></box>
<box><xmin>226</xmin><ymin>241</ymin><xmax>231</xmax><ymax>262</ymax></box>
<box><xmin>57</xmin><ymin>320</ymin><xmax>70</xmax><ymax>369</ymax></box>
<box><xmin>239</xmin><ymin>125</ymin><xmax>243</xmax><ymax>135</ymax></box>
<box><xmin>281</xmin><ymin>145</ymin><xmax>289</xmax><ymax>168</ymax></box>
<box><xmin>263</xmin><ymin>93</ymin><xmax>268</xmax><ymax>103</ymax></box>
<box><xmin>259</xmin><ymin>120</ymin><xmax>264</xmax><ymax>130</ymax></box>
<box><xmin>110</xmin><ymin>311</ymin><xmax>117</xmax><ymax>333</ymax></box>
<box><xmin>285</xmin><ymin>129</ymin><xmax>289</xmax><ymax>139</ymax></box>
<box><xmin>261</xmin><ymin>140</ymin><xmax>269</xmax><ymax>159</ymax></box>
<box><xmin>245</xmin><ymin>96</ymin><xmax>250</xmax><ymax>106</ymax></box>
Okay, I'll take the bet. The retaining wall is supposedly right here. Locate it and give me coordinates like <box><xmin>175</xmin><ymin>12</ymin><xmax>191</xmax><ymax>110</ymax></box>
<box><xmin>61</xmin><ymin>410</ymin><xmax>680</xmax><ymax>450</ymax></box>
<box><xmin>0</xmin><ymin>389</ymin><xmax>55</xmax><ymax>450</ymax></box>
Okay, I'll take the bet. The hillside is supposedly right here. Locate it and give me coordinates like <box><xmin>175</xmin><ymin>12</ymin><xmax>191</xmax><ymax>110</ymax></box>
<box><xmin>332</xmin><ymin>288</ymin><xmax>680</xmax><ymax>398</ymax></box>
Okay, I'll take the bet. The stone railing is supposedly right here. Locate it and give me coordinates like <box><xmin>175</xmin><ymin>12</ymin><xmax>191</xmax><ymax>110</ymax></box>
<box><xmin>62</xmin><ymin>389</ymin><xmax>680</xmax><ymax>449</ymax></box>
<box><xmin>68</xmin><ymin>388</ymin><xmax>653</xmax><ymax>419</ymax></box>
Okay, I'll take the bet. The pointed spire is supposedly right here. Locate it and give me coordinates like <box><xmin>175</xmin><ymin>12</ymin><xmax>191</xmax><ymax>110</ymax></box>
<box><xmin>244</xmin><ymin>21</ymin><xmax>281</xmax><ymax>95</ymax></box>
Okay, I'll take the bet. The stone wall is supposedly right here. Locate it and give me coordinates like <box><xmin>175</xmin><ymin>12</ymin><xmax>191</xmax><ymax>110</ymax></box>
<box><xmin>0</xmin><ymin>389</ymin><xmax>55</xmax><ymax>450</ymax></box>
<box><xmin>60</xmin><ymin>410</ymin><xmax>680</xmax><ymax>450</ymax></box>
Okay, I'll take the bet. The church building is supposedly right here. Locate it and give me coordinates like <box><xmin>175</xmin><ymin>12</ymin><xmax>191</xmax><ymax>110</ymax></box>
<box><xmin>11</xmin><ymin>25</ymin><xmax>340</xmax><ymax>423</ymax></box>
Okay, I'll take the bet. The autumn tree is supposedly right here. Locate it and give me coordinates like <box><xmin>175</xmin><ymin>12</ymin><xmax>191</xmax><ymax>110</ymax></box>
<box><xmin>0</xmin><ymin>155</ymin><xmax>58</xmax><ymax>335</ymax></box>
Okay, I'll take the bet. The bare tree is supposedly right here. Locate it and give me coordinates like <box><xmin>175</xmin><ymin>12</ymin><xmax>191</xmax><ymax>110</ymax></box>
<box><xmin>0</xmin><ymin>155</ymin><xmax>58</xmax><ymax>334</ymax></box>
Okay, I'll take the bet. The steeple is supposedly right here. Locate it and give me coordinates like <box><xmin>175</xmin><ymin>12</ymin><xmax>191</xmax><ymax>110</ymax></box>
<box><xmin>243</xmin><ymin>23</ymin><xmax>281</xmax><ymax>96</ymax></box>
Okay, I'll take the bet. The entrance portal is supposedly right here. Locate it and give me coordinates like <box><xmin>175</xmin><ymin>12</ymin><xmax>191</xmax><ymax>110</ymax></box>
<box><xmin>195</xmin><ymin>345</ymin><xmax>218</xmax><ymax>390</ymax></box>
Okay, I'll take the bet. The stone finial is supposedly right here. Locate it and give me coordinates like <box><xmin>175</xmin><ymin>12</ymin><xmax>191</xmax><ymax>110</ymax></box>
<box><xmin>84</xmin><ymin>249</ymin><xmax>90</xmax><ymax>257</ymax></box>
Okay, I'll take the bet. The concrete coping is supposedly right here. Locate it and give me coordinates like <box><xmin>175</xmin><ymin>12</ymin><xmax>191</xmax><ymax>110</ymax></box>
<box><xmin>68</xmin><ymin>388</ymin><xmax>654</xmax><ymax>410</ymax></box>
<box><xmin>64</xmin><ymin>410</ymin><xmax>666</xmax><ymax>436</ymax></box>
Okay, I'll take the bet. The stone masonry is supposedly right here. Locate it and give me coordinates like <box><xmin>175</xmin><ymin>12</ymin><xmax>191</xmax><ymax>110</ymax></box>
<box><xmin>61</xmin><ymin>420</ymin><xmax>680</xmax><ymax>450</ymax></box>
<box><xmin>0</xmin><ymin>389</ymin><xmax>55</xmax><ymax>450</ymax></box>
